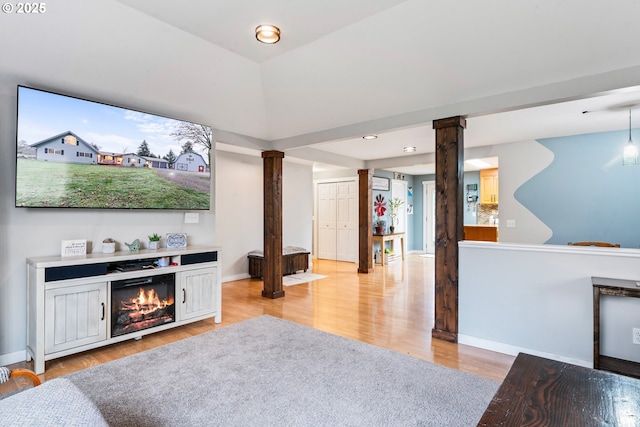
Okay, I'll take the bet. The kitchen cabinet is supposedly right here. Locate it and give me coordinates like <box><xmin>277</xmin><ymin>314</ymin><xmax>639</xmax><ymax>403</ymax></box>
<box><xmin>464</xmin><ymin>225</ymin><xmax>498</xmax><ymax>242</ymax></box>
<box><xmin>480</xmin><ymin>168</ymin><xmax>499</xmax><ymax>204</ymax></box>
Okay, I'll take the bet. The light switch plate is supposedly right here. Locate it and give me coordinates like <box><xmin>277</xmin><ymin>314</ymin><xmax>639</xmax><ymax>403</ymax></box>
<box><xmin>506</xmin><ymin>220</ymin><xmax>516</xmax><ymax>228</ymax></box>
<box><xmin>184</xmin><ymin>212</ymin><xmax>199</xmax><ymax>224</ymax></box>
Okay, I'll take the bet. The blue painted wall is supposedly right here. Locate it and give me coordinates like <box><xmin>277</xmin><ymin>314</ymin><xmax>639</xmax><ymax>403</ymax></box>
<box><xmin>409</xmin><ymin>171</ymin><xmax>479</xmax><ymax>251</ymax></box>
<box><xmin>372</xmin><ymin>170</ymin><xmax>414</xmax><ymax>251</ymax></box>
<box><xmin>515</xmin><ymin>128</ymin><xmax>640</xmax><ymax>248</ymax></box>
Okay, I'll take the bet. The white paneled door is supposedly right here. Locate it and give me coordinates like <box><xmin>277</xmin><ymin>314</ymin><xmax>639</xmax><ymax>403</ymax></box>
<box><xmin>318</xmin><ymin>180</ymin><xmax>358</xmax><ymax>262</ymax></box>
<box><xmin>318</xmin><ymin>182</ymin><xmax>337</xmax><ymax>260</ymax></box>
<box><xmin>336</xmin><ymin>181</ymin><xmax>358</xmax><ymax>262</ymax></box>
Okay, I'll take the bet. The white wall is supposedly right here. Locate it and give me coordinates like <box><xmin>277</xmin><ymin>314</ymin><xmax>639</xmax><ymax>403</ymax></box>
<box><xmin>0</xmin><ymin>89</ymin><xmax>218</xmax><ymax>365</ymax></box>
<box><xmin>459</xmin><ymin>241</ymin><xmax>640</xmax><ymax>367</ymax></box>
<box><xmin>491</xmin><ymin>140</ymin><xmax>554</xmax><ymax>244</ymax></box>
<box><xmin>216</xmin><ymin>151</ymin><xmax>313</xmax><ymax>282</ymax></box>
<box><xmin>0</xmin><ymin>0</ymin><xmax>266</xmax><ymax>365</ymax></box>
<box><xmin>282</xmin><ymin>161</ymin><xmax>314</xmax><ymax>254</ymax></box>
<box><xmin>215</xmin><ymin>151</ymin><xmax>263</xmax><ymax>281</ymax></box>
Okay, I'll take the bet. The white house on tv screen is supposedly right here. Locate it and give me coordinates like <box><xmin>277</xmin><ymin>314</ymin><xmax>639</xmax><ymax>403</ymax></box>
<box><xmin>31</xmin><ymin>130</ymin><xmax>206</xmax><ymax>171</ymax></box>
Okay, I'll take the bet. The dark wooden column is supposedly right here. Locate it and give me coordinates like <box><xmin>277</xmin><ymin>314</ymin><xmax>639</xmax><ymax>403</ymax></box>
<box><xmin>261</xmin><ymin>150</ymin><xmax>285</xmax><ymax>299</ymax></box>
<box><xmin>432</xmin><ymin>116</ymin><xmax>466</xmax><ymax>342</ymax></box>
<box><xmin>358</xmin><ymin>169</ymin><xmax>374</xmax><ymax>273</ymax></box>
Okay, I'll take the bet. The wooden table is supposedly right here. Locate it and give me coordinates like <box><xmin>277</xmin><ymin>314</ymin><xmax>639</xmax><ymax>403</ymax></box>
<box><xmin>478</xmin><ymin>352</ymin><xmax>640</xmax><ymax>426</ymax></box>
<box><xmin>372</xmin><ymin>232</ymin><xmax>405</xmax><ymax>266</ymax></box>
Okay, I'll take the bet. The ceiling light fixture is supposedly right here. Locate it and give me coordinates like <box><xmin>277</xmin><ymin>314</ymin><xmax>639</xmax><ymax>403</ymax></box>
<box><xmin>362</xmin><ymin>134</ymin><xmax>378</xmax><ymax>140</ymax></box>
<box><xmin>403</xmin><ymin>146</ymin><xmax>416</xmax><ymax>153</ymax></box>
<box><xmin>623</xmin><ymin>109</ymin><xmax>638</xmax><ymax>165</ymax></box>
<box><xmin>255</xmin><ymin>25</ymin><xmax>281</xmax><ymax>44</ymax></box>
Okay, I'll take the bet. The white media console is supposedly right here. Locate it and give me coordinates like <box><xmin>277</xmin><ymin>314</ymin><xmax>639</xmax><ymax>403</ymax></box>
<box><xmin>27</xmin><ymin>245</ymin><xmax>221</xmax><ymax>374</ymax></box>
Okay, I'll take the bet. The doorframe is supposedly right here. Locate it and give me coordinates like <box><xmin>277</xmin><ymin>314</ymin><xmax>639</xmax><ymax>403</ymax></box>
<box><xmin>423</xmin><ymin>180</ymin><xmax>435</xmax><ymax>254</ymax></box>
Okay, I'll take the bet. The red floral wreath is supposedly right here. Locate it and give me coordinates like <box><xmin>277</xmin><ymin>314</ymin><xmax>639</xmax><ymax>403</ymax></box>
<box><xmin>374</xmin><ymin>194</ymin><xmax>386</xmax><ymax>217</ymax></box>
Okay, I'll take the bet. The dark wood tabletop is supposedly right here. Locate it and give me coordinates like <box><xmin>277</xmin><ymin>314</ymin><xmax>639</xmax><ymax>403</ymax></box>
<box><xmin>478</xmin><ymin>352</ymin><xmax>640</xmax><ymax>426</ymax></box>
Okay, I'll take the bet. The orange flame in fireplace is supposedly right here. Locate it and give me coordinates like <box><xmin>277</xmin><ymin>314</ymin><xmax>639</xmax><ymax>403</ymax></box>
<box><xmin>123</xmin><ymin>287</ymin><xmax>174</xmax><ymax>314</ymax></box>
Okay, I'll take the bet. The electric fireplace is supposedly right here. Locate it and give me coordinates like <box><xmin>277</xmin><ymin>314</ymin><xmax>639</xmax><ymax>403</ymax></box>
<box><xmin>111</xmin><ymin>273</ymin><xmax>175</xmax><ymax>337</ymax></box>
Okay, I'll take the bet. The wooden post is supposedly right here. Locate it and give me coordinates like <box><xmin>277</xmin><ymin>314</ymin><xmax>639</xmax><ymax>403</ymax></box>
<box><xmin>358</xmin><ymin>169</ymin><xmax>374</xmax><ymax>273</ymax></box>
<box><xmin>262</xmin><ymin>151</ymin><xmax>284</xmax><ymax>299</ymax></box>
<box><xmin>432</xmin><ymin>116</ymin><xmax>466</xmax><ymax>342</ymax></box>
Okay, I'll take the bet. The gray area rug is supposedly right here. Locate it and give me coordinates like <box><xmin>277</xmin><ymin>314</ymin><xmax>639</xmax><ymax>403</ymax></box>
<box><xmin>67</xmin><ymin>316</ymin><xmax>498</xmax><ymax>426</ymax></box>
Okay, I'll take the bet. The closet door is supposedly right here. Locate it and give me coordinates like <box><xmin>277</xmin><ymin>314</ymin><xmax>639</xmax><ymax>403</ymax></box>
<box><xmin>317</xmin><ymin>183</ymin><xmax>337</xmax><ymax>260</ymax></box>
<box><xmin>336</xmin><ymin>181</ymin><xmax>358</xmax><ymax>262</ymax></box>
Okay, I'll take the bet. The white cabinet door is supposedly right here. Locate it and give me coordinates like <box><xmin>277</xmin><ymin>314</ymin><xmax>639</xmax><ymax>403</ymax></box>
<box><xmin>45</xmin><ymin>282</ymin><xmax>107</xmax><ymax>354</ymax></box>
<box><xmin>180</xmin><ymin>268</ymin><xmax>217</xmax><ymax>321</ymax></box>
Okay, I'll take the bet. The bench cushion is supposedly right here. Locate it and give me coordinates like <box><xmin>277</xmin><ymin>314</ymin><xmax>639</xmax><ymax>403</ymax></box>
<box><xmin>248</xmin><ymin>246</ymin><xmax>309</xmax><ymax>257</ymax></box>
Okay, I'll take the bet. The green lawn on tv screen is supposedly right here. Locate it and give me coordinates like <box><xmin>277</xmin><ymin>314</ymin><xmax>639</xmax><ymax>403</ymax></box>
<box><xmin>16</xmin><ymin>159</ymin><xmax>210</xmax><ymax>209</ymax></box>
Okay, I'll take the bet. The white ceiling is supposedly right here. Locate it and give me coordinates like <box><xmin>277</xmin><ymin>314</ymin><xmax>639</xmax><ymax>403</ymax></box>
<box><xmin>309</xmin><ymin>86</ymin><xmax>640</xmax><ymax>173</ymax></box>
<box><xmin>115</xmin><ymin>0</ymin><xmax>408</xmax><ymax>64</ymax></box>
<box><xmin>102</xmin><ymin>2</ymin><xmax>640</xmax><ymax>173</ymax></box>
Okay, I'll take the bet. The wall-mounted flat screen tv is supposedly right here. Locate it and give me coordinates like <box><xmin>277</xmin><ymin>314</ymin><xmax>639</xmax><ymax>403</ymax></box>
<box><xmin>16</xmin><ymin>85</ymin><xmax>212</xmax><ymax>210</ymax></box>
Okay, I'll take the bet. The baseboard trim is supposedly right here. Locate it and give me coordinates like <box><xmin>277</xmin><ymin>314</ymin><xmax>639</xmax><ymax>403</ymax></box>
<box><xmin>0</xmin><ymin>349</ymin><xmax>27</xmax><ymax>366</ymax></box>
<box><xmin>458</xmin><ymin>334</ymin><xmax>591</xmax><ymax>368</ymax></box>
<box><xmin>223</xmin><ymin>273</ymin><xmax>251</xmax><ymax>283</ymax></box>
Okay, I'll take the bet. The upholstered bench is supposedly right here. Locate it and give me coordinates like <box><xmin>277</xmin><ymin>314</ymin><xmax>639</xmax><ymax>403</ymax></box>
<box><xmin>248</xmin><ymin>246</ymin><xmax>310</xmax><ymax>278</ymax></box>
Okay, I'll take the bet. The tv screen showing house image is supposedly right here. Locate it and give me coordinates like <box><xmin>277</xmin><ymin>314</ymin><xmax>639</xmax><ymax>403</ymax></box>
<box><xmin>15</xmin><ymin>86</ymin><xmax>212</xmax><ymax>210</ymax></box>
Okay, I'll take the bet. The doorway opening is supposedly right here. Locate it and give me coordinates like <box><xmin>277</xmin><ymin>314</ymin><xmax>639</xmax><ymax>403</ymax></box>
<box><xmin>423</xmin><ymin>180</ymin><xmax>435</xmax><ymax>254</ymax></box>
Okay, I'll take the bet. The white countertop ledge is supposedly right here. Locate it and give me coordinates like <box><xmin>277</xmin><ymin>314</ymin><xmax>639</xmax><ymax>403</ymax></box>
<box><xmin>459</xmin><ymin>241</ymin><xmax>640</xmax><ymax>258</ymax></box>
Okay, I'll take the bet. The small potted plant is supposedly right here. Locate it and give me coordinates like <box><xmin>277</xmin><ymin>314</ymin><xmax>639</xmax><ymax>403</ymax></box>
<box><xmin>148</xmin><ymin>233</ymin><xmax>161</xmax><ymax>250</ymax></box>
<box><xmin>384</xmin><ymin>247</ymin><xmax>395</xmax><ymax>263</ymax></box>
<box><xmin>102</xmin><ymin>238</ymin><xmax>116</xmax><ymax>254</ymax></box>
<box><xmin>388</xmin><ymin>197</ymin><xmax>404</xmax><ymax>233</ymax></box>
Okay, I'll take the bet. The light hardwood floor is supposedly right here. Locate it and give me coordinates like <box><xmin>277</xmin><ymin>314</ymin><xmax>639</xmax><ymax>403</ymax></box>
<box><xmin>7</xmin><ymin>254</ymin><xmax>514</xmax><ymax>387</ymax></box>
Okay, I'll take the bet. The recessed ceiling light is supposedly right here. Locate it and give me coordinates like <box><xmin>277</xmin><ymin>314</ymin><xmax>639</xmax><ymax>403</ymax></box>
<box><xmin>255</xmin><ymin>25</ymin><xmax>281</xmax><ymax>44</ymax></box>
<box><xmin>403</xmin><ymin>146</ymin><xmax>416</xmax><ymax>152</ymax></box>
<box><xmin>362</xmin><ymin>134</ymin><xmax>378</xmax><ymax>140</ymax></box>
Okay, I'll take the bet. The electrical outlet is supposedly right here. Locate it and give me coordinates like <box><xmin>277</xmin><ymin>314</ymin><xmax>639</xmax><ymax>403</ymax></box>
<box><xmin>633</xmin><ymin>328</ymin><xmax>640</xmax><ymax>345</ymax></box>
<box><xmin>506</xmin><ymin>220</ymin><xmax>516</xmax><ymax>228</ymax></box>
<box><xmin>184</xmin><ymin>212</ymin><xmax>199</xmax><ymax>224</ymax></box>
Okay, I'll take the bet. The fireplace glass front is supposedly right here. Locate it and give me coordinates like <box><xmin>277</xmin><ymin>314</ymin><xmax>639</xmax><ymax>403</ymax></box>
<box><xmin>111</xmin><ymin>273</ymin><xmax>175</xmax><ymax>337</ymax></box>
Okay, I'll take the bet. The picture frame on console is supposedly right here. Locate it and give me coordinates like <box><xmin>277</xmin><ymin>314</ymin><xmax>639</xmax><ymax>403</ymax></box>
<box><xmin>166</xmin><ymin>233</ymin><xmax>187</xmax><ymax>248</ymax></box>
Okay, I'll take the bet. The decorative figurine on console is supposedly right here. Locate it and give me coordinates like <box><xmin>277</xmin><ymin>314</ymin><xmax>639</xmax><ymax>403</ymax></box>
<box><xmin>125</xmin><ymin>239</ymin><xmax>141</xmax><ymax>252</ymax></box>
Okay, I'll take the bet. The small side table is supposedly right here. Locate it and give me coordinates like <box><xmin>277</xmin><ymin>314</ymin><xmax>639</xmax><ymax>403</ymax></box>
<box><xmin>372</xmin><ymin>232</ymin><xmax>405</xmax><ymax>266</ymax></box>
